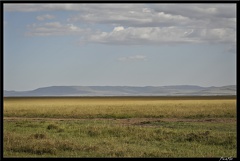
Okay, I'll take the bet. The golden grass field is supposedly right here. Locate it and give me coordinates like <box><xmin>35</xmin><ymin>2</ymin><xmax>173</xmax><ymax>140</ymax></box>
<box><xmin>3</xmin><ymin>96</ymin><xmax>236</xmax><ymax>157</ymax></box>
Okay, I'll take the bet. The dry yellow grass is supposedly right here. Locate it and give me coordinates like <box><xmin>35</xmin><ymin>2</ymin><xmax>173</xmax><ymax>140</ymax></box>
<box><xmin>4</xmin><ymin>97</ymin><xmax>236</xmax><ymax>119</ymax></box>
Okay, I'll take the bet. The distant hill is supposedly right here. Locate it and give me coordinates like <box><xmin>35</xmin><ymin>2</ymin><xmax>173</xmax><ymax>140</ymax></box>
<box><xmin>4</xmin><ymin>85</ymin><xmax>236</xmax><ymax>97</ymax></box>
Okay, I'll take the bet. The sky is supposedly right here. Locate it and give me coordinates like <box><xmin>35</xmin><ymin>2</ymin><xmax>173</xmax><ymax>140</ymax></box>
<box><xmin>3</xmin><ymin>3</ymin><xmax>236</xmax><ymax>91</ymax></box>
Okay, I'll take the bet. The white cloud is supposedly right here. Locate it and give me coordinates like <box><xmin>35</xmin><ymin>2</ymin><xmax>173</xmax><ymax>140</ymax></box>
<box><xmin>8</xmin><ymin>3</ymin><xmax>234</xmax><ymax>48</ymax></box>
<box><xmin>4</xmin><ymin>4</ymin><xmax>141</xmax><ymax>13</ymax></box>
<box><xmin>118</xmin><ymin>55</ymin><xmax>147</xmax><ymax>62</ymax></box>
<box><xmin>81</xmin><ymin>26</ymin><xmax>194</xmax><ymax>45</ymax></box>
<box><xmin>26</xmin><ymin>22</ymin><xmax>89</xmax><ymax>36</ymax></box>
<box><xmin>4</xmin><ymin>4</ymin><xmax>81</xmax><ymax>12</ymax></box>
<box><xmin>151</xmin><ymin>4</ymin><xmax>236</xmax><ymax>19</ymax></box>
<box><xmin>5</xmin><ymin>4</ymin><xmax>191</xmax><ymax>27</ymax></box>
<box><xmin>64</xmin><ymin>4</ymin><xmax>235</xmax><ymax>29</ymax></box>
<box><xmin>186</xmin><ymin>28</ymin><xmax>236</xmax><ymax>43</ymax></box>
<box><xmin>67</xmin><ymin>5</ymin><xmax>192</xmax><ymax>28</ymax></box>
<box><xmin>142</xmin><ymin>8</ymin><xmax>151</xmax><ymax>13</ymax></box>
<box><xmin>113</xmin><ymin>26</ymin><xmax>124</xmax><ymax>32</ymax></box>
<box><xmin>36</xmin><ymin>14</ymin><xmax>55</xmax><ymax>21</ymax></box>
<box><xmin>80</xmin><ymin>25</ymin><xmax>236</xmax><ymax>46</ymax></box>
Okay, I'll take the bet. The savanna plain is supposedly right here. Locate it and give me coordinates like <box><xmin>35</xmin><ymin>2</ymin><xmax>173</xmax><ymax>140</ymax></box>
<box><xmin>3</xmin><ymin>96</ymin><xmax>236</xmax><ymax>157</ymax></box>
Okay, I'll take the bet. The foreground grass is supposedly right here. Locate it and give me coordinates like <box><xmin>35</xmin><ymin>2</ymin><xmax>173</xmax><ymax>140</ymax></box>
<box><xmin>4</xmin><ymin>119</ymin><xmax>236</xmax><ymax>157</ymax></box>
<box><xmin>3</xmin><ymin>96</ymin><xmax>237</xmax><ymax>157</ymax></box>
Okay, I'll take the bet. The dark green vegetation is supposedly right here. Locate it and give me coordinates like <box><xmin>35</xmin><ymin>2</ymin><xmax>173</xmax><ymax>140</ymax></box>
<box><xmin>3</xmin><ymin>96</ymin><xmax>236</xmax><ymax>157</ymax></box>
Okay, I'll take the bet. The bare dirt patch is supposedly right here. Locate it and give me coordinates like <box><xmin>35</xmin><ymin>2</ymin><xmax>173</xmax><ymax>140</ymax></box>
<box><xmin>115</xmin><ymin>118</ymin><xmax>236</xmax><ymax>126</ymax></box>
<box><xmin>4</xmin><ymin>117</ymin><xmax>236</xmax><ymax>126</ymax></box>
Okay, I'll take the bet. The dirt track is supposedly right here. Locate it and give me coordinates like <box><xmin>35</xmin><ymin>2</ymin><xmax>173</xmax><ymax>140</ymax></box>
<box><xmin>4</xmin><ymin>117</ymin><xmax>236</xmax><ymax>126</ymax></box>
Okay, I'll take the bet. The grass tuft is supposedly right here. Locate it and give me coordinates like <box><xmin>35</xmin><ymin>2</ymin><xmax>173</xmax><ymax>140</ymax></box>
<box><xmin>47</xmin><ymin>124</ymin><xmax>59</xmax><ymax>130</ymax></box>
<box><xmin>33</xmin><ymin>133</ymin><xmax>47</xmax><ymax>139</ymax></box>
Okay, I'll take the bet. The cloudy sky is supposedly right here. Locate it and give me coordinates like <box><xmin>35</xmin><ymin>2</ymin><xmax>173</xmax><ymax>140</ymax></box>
<box><xmin>4</xmin><ymin>3</ymin><xmax>236</xmax><ymax>91</ymax></box>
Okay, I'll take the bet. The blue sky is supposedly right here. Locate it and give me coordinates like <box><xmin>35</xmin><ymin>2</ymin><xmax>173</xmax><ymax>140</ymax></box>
<box><xmin>3</xmin><ymin>3</ymin><xmax>236</xmax><ymax>91</ymax></box>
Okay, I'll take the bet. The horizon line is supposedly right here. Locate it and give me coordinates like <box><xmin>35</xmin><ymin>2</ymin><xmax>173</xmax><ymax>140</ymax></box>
<box><xmin>4</xmin><ymin>84</ymin><xmax>236</xmax><ymax>92</ymax></box>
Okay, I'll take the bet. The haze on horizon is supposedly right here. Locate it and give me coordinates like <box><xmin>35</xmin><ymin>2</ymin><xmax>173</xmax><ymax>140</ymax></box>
<box><xmin>3</xmin><ymin>3</ymin><xmax>236</xmax><ymax>91</ymax></box>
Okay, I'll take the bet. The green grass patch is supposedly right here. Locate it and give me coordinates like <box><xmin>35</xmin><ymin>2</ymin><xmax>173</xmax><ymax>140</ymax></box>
<box><xmin>4</xmin><ymin>118</ymin><xmax>236</xmax><ymax>157</ymax></box>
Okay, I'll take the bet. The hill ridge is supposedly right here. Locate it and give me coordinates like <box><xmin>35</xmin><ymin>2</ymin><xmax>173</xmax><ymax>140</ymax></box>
<box><xmin>4</xmin><ymin>85</ymin><xmax>236</xmax><ymax>97</ymax></box>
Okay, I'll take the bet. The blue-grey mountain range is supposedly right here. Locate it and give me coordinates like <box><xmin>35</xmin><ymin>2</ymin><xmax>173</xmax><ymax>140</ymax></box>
<box><xmin>4</xmin><ymin>85</ymin><xmax>236</xmax><ymax>97</ymax></box>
